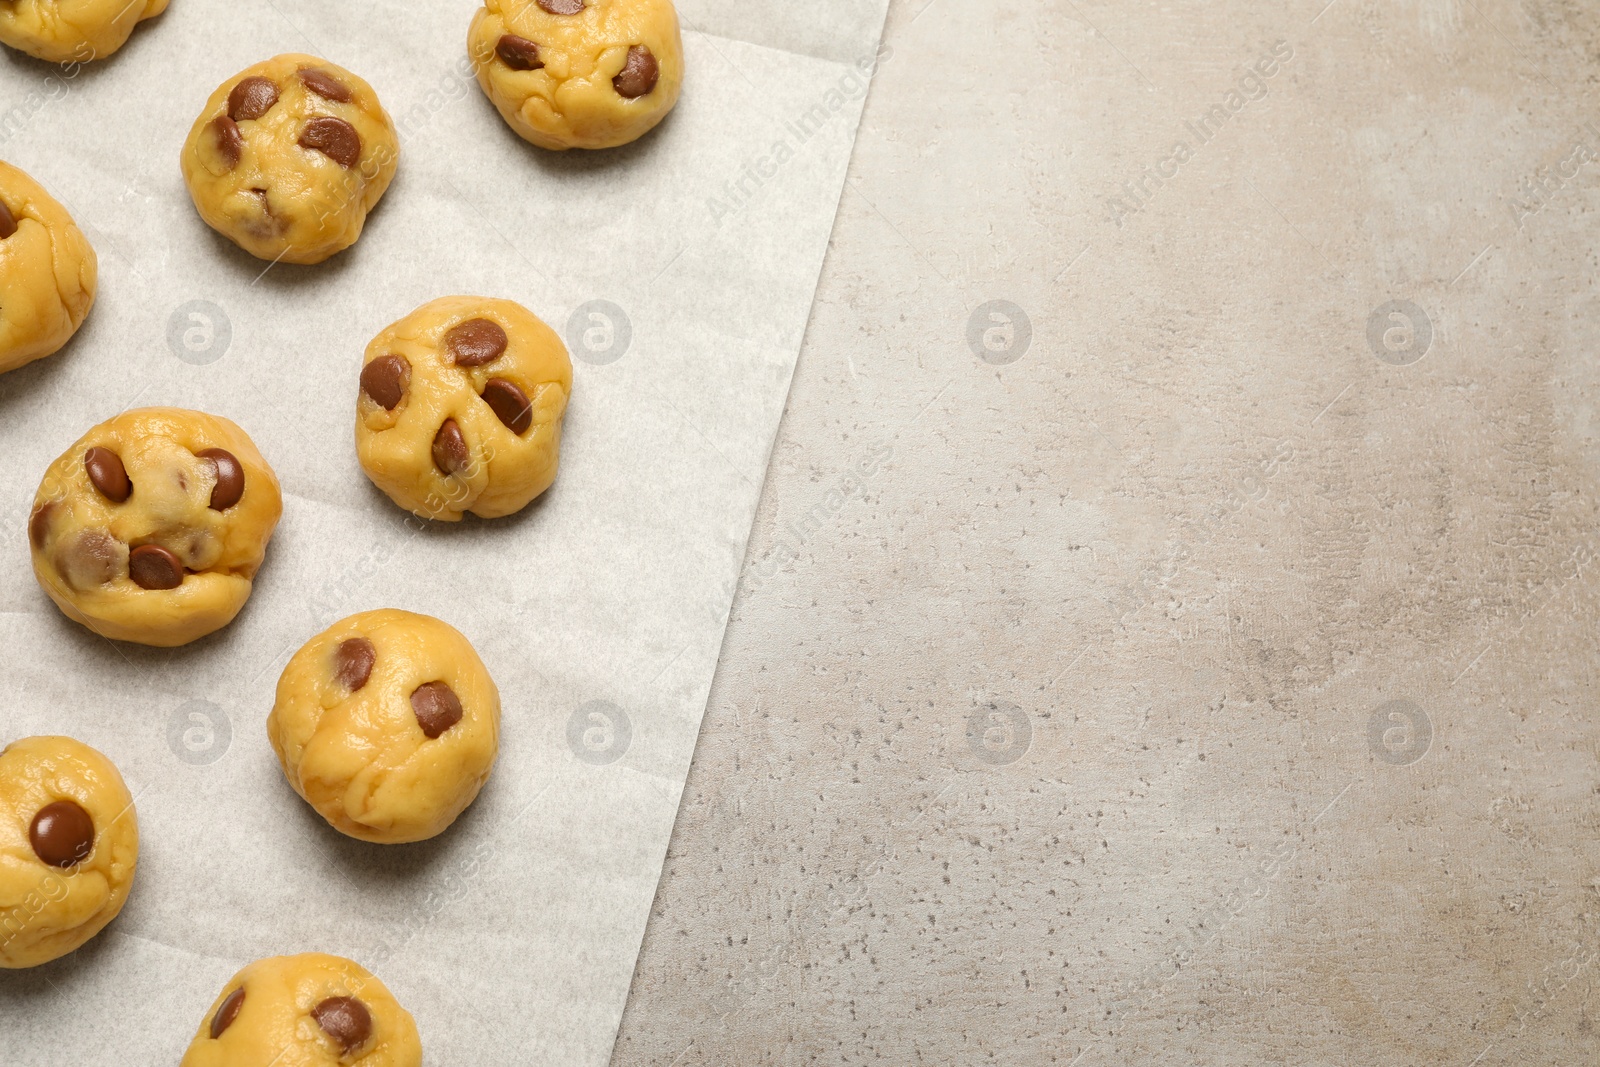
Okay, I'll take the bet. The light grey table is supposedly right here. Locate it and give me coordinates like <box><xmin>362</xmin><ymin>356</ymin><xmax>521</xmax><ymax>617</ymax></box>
<box><xmin>614</xmin><ymin>1</ymin><xmax>1600</xmax><ymax>1063</ymax></box>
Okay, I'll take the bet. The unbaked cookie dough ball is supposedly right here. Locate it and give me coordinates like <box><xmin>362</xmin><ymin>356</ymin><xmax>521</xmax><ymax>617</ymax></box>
<box><xmin>29</xmin><ymin>408</ymin><xmax>283</xmax><ymax>647</ymax></box>
<box><xmin>0</xmin><ymin>160</ymin><xmax>96</xmax><ymax>375</ymax></box>
<box><xmin>356</xmin><ymin>296</ymin><xmax>571</xmax><ymax>521</ymax></box>
<box><xmin>181</xmin><ymin>54</ymin><xmax>399</xmax><ymax>265</ymax></box>
<box><xmin>268</xmin><ymin>610</ymin><xmax>500</xmax><ymax>844</ymax></box>
<box><xmin>0</xmin><ymin>736</ymin><xmax>138</xmax><ymax>969</ymax></box>
<box><xmin>180</xmin><ymin>953</ymin><xmax>422</xmax><ymax>1067</ymax></box>
<box><xmin>469</xmin><ymin>0</ymin><xmax>683</xmax><ymax>150</ymax></box>
<box><xmin>0</xmin><ymin>0</ymin><xmax>167</xmax><ymax>63</ymax></box>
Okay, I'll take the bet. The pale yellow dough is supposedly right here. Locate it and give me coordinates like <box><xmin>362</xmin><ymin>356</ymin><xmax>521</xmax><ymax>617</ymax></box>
<box><xmin>268</xmin><ymin>610</ymin><xmax>500</xmax><ymax>844</ymax></box>
<box><xmin>180</xmin><ymin>953</ymin><xmax>422</xmax><ymax>1067</ymax></box>
<box><xmin>181</xmin><ymin>54</ymin><xmax>399</xmax><ymax>265</ymax></box>
<box><xmin>356</xmin><ymin>296</ymin><xmax>571</xmax><ymax>521</ymax></box>
<box><xmin>0</xmin><ymin>0</ymin><xmax>167</xmax><ymax>63</ymax></box>
<box><xmin>0</xmin><ymin>736</ymin><xmax>138</xmax><ymax>969</ymax></box>
<box><xmin>469</xmin><ymin>0</ymin><xmax>683</xmax><ymax>150</ymax></box>
<box><xmin>29</xmin><ymin>407</ymin><xmax>283</xmax><ymax>647</ymax></box>
<box><xmin>0</xmin><ymin>160</ymin><xmax>96</xmax><ymax>375</ymax></box>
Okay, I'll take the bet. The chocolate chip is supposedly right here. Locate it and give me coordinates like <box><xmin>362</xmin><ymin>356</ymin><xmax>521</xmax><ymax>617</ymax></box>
<box><xmin>482</xmin><ymin>378</ymin><xmax>533</xmax><ymax>435</ymax></box>
<box><xmin>228</xmin><ymin>76</ymin><xmax>280</xmax><ymax>121</ymax></box>
<box><xmin>312</xmin><ymin>997</ymin><xmax>372</xmax><ymax>1054</ymax></box>
<box><xmin>411</xmin><ymin>681</ymin><xmax>464</xmax><ymax>739</ymax></box>
<box><xmin>197</xmin><ymin>448</ymin><xmax>244</xmax><ymax>511</ymax></box>
<box><xmin>432</xmin><ymin>419</ymin><xmax>471</xmax><ymax>476</ymax></box>
<box><xmin>129</xmin><ymin>544</ymin><xmax>184</xmax><ymax>590</ymax></box>
<box><xmin>614</xmin><ymin>46</ymin><xmax>659</xmax><ymax>99</ymax></box>
<box><xmin>57</xmin><ymin>529</ymin><xmax>121</xmax><ymax>590</ymax></box>
<box><xmin>211</xmin><ymin>116</ymin><xmax>244</xmax><ymax>170</ymax></box>
<box><xmin>360</xmin><ymin>355</ymin><xmax>410</xmax><ymax>410</ymax></box>
<box><xmin>299</xmin><ymin>117</ymin><xmax>361</xmax><ymax>169</ymax></box>
<box><xmin>300</xmin><ymin>68</ymin><xmax>354</xmax><ymax>104</ymax></box>
<box><xmin>210</xmin><ymin>988</ymin><xmax>245</xmax><ymax>1040</ymax></box>
<box><xmin>0</xmin><ymin>198</ymin><xmax>15</xmax><ymax>240</ymax></box>
<box><xmin>29</xmin><ymin>800</ymin><xmax>94</xmax><ymax>869</ymax></box>
<box><xmin>445</xmin><ymin>318</ymin><xmax>508</xmax><ymax>367</ymax></box>
<box><xmin>537</xmin><ymin>0</ymin><xmax>585</xmax><ymax>12</ymax></box>
<box><xmin>28</xmin><ymin>501</ymin><xmax>59</xmax><ymax>551</ymax></box>
<box><xmin>85</xmin><ymin>447</ymin><xmax>131</xmax><ymax>503</ymax></box>
<box><xmin>334</xmin><ymin>637</ymin><xmax>376</xmax><ymax>691</ymax></box>
<box><xmin>496</xmin><ymin>34</ymin><xmax>544</xmax><ymax>71</ymax></box>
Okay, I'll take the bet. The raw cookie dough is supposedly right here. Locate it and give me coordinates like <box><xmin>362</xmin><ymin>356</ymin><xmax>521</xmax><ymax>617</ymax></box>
<box><xmin>268</xmin><ymin>610</ymin><xmax>500</xmax><ymax>844</ymax></box>
<box><xmin>0</xmin><ymin>736</ymin><xmax>138</xmax><ymax>969</ymax></box>
<box><xmin>181</xmin><ymin>54</ymin><xmax>400</xmax><ymax>264</ymax></box>
<box><xmin>356</xmin><ymin>296</ymin><xmax>571</xmax><ymax>521</ymax></box>
<box><xmin>180</xmin><ymin>953</ymin><xmax>422</xmax><ymax>1067</ymax></box>
<box><xmin>468</xmin><ymin>0</ymin><xmax>684</xmax><ymax>150</ymax></box>
<box><xmin>29</xmin><ymin>408</ymin><xmax>283</xmax><ymax>647</ymax></box>
<box><xmin>0</xmin><ymin>160</ymin><xmax>97</xmax><ymax>375</ymax></box>
<box><xmin>0</xmin><ymin>0</ymin><xmax>167</xmax><ymax>63</ymax></box>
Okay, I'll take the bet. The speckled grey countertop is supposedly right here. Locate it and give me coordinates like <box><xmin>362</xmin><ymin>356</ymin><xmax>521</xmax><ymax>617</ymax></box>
<box><xmin>612</xmin><ymin>1</ymin><xmax>1600</xmax><ymax>1063</ymax></box>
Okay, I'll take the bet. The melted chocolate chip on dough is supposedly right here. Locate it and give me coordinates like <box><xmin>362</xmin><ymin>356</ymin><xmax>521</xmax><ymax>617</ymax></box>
<box><xmin>334</xmin><ymin>637</ymin><xmax>376</xmax><ymax>691</ymax></box>
<box><xmin>482</xmin><ymin>378</ymin><xmax>534</xmax><ymax>434</ymax></box>
<box><xmin>29</xmin><ymin>800</ymin><xmax>94</xmax><ymax>868</ymax></box>
<box><xmin>197</xmin><ymin>448</ymin><xmax>244</xmax><ymax>511</ymax></box>
<box><xmin>0</xmin><ymin>198</ymin><xmax>15</xmax><ymax>240</ymax></box>
<box><xmin>360</xmin><ymin>355</ymin><xmax>410</xmax><ymax>411</ymax></box>
<box><xmin>212</xmin><ymin>116</ymin><xmax>244</xmax><ymax>169</ymax></box>
<box><xmin>129</xmin><ymin>544</ymin><xmax>184</xmax><ymax>590</ymax></box>
<box><xmin>614</xmin><ymin>46</ymin><xmax>659</xmax><ymax>99</ymax></box>
<box><xmin>411</xmin><ymin>681</ymin><xmax>464</xmax><ymax>739</ymax></box>
<box><xmin>445</xmin><ymin>318</ymin><xmax>509</xmax><ymax>367</ymax></box>
<box><xmin>299</xmin><ymin>68</ymin><xmax>354</xmax><ymax>104</ymax></box>
<box><xmin>85</xmin><ymin>446</ymin><xmax>131</xmax><ymax>503</ymax></box>
<box><xmin>228</xmin><ymin>76</ymin><xmax>280</xmax><ymax>121</ymax></box>
<box><xmin>299</xmin><ymin>117</ymin><xmax>362</xmax><ymax>169</ymax></box>
<box><xmin>432</xmin><ymin>419</ymin><xmax>470</xmax><ymax>476</ymax></box>
<box><xmin>312</xmin><ymin>997</ymin><xmax>372</xmax><ymax>1053</ymax></box>
<box><xmin>210</xmin><ymin>988</ymin><xmax>246</xmax><ymax>1040</ymax></box>
<box><xmin>497</xmin><ymin>34</ymin><xmax>544</xmax><ymax>71</ymax></box>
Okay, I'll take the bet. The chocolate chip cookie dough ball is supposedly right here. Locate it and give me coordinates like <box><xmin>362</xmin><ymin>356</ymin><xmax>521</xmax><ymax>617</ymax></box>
<box><xmin>0</xmin><ymin>736</ymin><xmax>138</xmax><ymax>969</ymax></box>
<box><xmin>356</xmin><ymin>296</ymin><xmax>571</xmax><ymax>521</ymax></box>
<box><xmin>268</xmin><ymin>610</ymin><xmax>500</xmax><ymax>844</ymax></box>
<box><xmin>469</xmin><ymin>0</ymin><xmax>684</xmax><ymax>150</ymax></box>
<box><xmin>180</xmin><ymin>953</ymin><xmax>422</xmax><ymax>1067</ymax></box>
<box><xmin>0</xmin><ymin>0</ymin><xmax>167</xmax><ymax>63</ymax></box>
<box><xmin>181</xmin><ymin>55</ymin><xmax>399</xmax><ymax>265</ymax></box>
<box><xmin>29</xmin><ymin>408</ymin><xmax>283</xmax><ymax>647</ymax></box>
<box><xmin>0</xmin><ymin>161</ymin><xmax>96</xmax><ymax>375</ymax></box>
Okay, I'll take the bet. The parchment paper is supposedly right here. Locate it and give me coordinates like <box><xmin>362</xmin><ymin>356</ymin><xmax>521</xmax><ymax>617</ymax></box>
<box><xmin>0</xmin><ymin>0</ymin><xmax>888</xmax><ymax>1061</ymax></box>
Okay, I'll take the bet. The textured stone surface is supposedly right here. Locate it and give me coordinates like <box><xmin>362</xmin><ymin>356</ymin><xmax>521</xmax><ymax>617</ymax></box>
<box><xmin>614</xmin><ymin>1</ymin><xmax>1600</xmax><ymax>1063</ymax></box>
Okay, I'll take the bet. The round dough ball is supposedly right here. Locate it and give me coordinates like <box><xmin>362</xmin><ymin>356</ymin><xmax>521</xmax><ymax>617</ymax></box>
<box><xmin>29</xmin><ymin>407</ymin><xmax>283</xmax><ymax>647</ymax></box>
<box><xmin>181</xmin><ymin>54</ymin><xmax>400</xmax><ymax>265</ymax></box>
<box><xmin>0</xmin><ymin>0</ymin><xmax>167</xmax><ymax>63</ymax></box>
<box><xmin>0</xmin><ymin>160</ymin><xmax>96</xmax><ymax>375</ymax></box>
<box><xmin>355</xmin><ymin>296</ymin><xmax>571</xmax><ymax>521</ymax></box>
<box><xmin>180</xmin><ymin>953</ymin><xmax>421</xmax><ymax>1067</ymax></box>
<box><xmin>468</xmin><ymin>0</ymin><xmax>683</xmax><ymax>150</ymax></box>
<box><xmin>0</xmin><ymin>736</ymin><xmax>138</xmax><ymax>969</ymax></box>
<box><xmin>268</xmin><ymin>610</ymin><xmax>500</xmax><ymax>844</ymax></box>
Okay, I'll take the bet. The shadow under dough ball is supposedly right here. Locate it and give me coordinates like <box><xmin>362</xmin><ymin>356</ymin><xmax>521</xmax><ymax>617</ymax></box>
<box><xmin>267</xmin><ymin>609</ymin><xmax>501</xmax><ymax>844</ymax></box>
<box><xmin>0</xmin><ymin>736</ymin><xmax>139</xmax><ymax>969</ymax></box>
<box><xmin>0</xmin><ymin>160</ymin><xmax>97</xmax><ymax>376</ymax></box>
<box><xmin>468</xmin><ymin>0</ymin><xmax>684</xmax><ymax>150</ymax></box>
<box><xmin>180</xmin><ymin>54</ymin><xmax>400</xmax><ymax>264</ymax></box>
<box><xmin>28</xmin><ymin>408</ymin><xmax>283</xmax><ymax>647</ymax></box>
